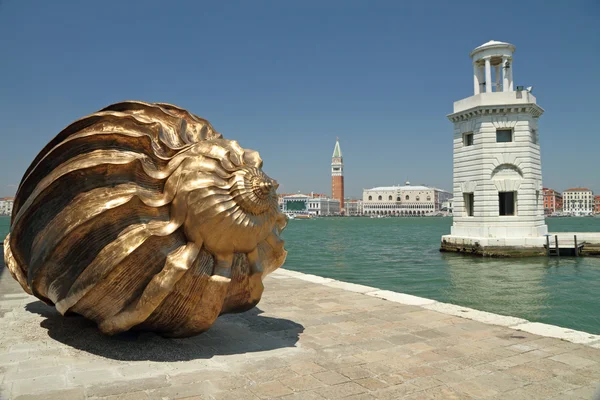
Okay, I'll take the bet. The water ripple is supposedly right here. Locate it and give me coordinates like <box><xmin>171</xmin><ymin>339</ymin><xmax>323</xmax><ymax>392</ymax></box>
<box><xmin>281</xmin><ymin>217</ymin><xmax>600</xmax><ymax>334</ymax></box>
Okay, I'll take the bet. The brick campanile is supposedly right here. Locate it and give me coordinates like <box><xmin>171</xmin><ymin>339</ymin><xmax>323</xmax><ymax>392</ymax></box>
<box><xmin>331</xmin><ymin>137</ymin><xmax>344</xmax><ymax>214</ymax></box>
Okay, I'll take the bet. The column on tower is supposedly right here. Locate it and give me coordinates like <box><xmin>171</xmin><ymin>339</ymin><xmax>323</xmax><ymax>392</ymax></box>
<box><xmin>494</xmin><ymin>64</ymin><xmax>500</xmax><ymax>92</ymax></box>
<box><xmin>484</xmin><ymin>56</ymin><xmax>492</xmax><ymax>93</ymax></box>
<box><xmin>502</xmin><ymin>56</ymin><xmax>509</xmax><ymax>92</ymax></box>
<box><xmin>473</xmin><ymin>62</ymin><xmax>481</xmax><ymax>95</ymax></box>
<box><xmin>508</xmin><ymin>59</ymin><xmax>514</xmax><ymax>91</ymax></box>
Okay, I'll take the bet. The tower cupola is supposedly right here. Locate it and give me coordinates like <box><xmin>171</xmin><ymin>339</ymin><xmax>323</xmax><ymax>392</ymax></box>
<box><xmin>471</xmin><ymin>40</ymin><xmax>515</xmax><ymax>95</ymax></box>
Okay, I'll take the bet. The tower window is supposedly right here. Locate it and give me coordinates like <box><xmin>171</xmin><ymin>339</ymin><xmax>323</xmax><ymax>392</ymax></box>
<box><xmin>463</xmin><ymin>132</ymin><xmax>473</xmax><ymax>146</ymax></box>
<box><xmin>531</xmin><ymin>129</ymin><xmax>538</xmax><ymax>144</ymax></box>
<box><xmin>378</xmin><ymin>195</ymin><xmax>382</xmax><ymax>201</ymax></box>
<box><xmin>464</xmin><ymin>193</ymin><xmax>474</xmax><ymax>216</ymax></box>
<box><xmin>496</xmin><ymin>129</ymin><xmax>513</xmax><ymax>143</ymax></box>
<box><xmin>499</xmin><ymin>191</ymin><xmax>516</xmax><ymax>216</ymax></box>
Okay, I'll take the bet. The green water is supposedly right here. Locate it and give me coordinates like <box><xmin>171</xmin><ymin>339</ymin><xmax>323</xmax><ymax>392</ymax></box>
<box><xmin>281</xmin><ymin>217</ymin><xmax>600</xmax><ymax>335</ymax></box>
<box><xmin>2</xmin><ymin>216</ymin><xmax>600</xmax><ymax>334</ymax></box>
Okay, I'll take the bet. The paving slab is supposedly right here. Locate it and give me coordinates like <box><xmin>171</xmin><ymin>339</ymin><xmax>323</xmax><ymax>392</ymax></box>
<box><xmin>1</xmin><ymin>266</ymin><xmax>600</xmax><ymax>399</ymax></box>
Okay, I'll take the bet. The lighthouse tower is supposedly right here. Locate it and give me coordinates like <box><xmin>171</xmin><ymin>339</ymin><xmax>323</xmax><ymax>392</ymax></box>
<box><xmin>331</xmin><ymin>138</ymin><xmax>344</xmax><ymax>214</ymax></box>
<box><xmin>441</xmin><ymin>41</ymin><xmax>548</xmax><ymax>255</ymax></box>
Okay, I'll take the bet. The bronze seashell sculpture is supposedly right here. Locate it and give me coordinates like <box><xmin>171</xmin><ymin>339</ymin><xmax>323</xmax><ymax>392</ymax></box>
<box><xmin>3</xmin><ymin>101</ymin><xmax>287</xmax><ymax>337</ymax></box>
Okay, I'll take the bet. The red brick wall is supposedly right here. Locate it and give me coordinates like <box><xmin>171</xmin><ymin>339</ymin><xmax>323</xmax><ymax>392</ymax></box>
<box><xmin>332</xmin><ymin>176</ymin><xmax>344</xmax><ymax>213</ymax></box>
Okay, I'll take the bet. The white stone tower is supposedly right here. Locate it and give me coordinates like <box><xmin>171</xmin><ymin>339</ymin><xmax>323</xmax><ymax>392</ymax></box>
<box><xmin>441</xmin><ymin>40</ymin><xmax>548</xmax><ymax>255</ymax></box>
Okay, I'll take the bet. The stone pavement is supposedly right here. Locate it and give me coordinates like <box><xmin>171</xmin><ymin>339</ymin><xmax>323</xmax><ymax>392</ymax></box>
<box><xmin>1</xmin><ymin>264</ymin><xmax>600</xmax><ymax>400</ymax></box>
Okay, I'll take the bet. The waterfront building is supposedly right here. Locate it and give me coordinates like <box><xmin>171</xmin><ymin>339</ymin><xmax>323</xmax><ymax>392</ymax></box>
<box><xmin>0</xmin><ymin>197</ymin><xmax>14</xmax><ymax>216</ymax></box>
<box><xmin>441</xmin><ymin>198</ymin><xmax>454</xmax><ymax>215</ymax></box>
<box><xmin>563</xmin><ymin>188</ymin><xmax>594</xmax><ymax>216</ymax></box>
<box><xmin>441</xmin><ymin>40</ymin><xmax>548</xmax><ymax>254</ymax></box>
<box><xmin>279</xmin><ymin>192</ymin><xmax>328</xmax><ymax>211</ymax></box>
<box><xmin>311</xmin><ymin>197</ymin><xmax>341</xmax><ymax>216</ymax></box>
<box><xmin>595</xmin><ymin>195</ymin><xmax>600</xmax><ymax>214</ymax></box>
<box><xmin>281</xmin><ymin>193</ymin><xmax>340</xmax><ymax>216</ymax></box>
<box><xmin>331</xmin><ymin>138</ymin><xmax>344</xmax><ymax>214</ymax></box>
<box><xmin>543</xmin><ymin>188</ymin><xmax>563</xmax><ymax>215</ymax></box>
<box><xmin>344</xmin><ymin>199</ymin><xmax>363</xmax><ymax>216</ymax></box>
<box><xmin>362</xmin><ymin>182</ymin><xmax>451</xmax><ymax>216</ymax></box>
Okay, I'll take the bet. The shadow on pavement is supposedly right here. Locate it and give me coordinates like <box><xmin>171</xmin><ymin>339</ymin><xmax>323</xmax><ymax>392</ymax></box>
<box><xmin>25</xmin><ymin>301</ymin><xmax>304</xmax><ymax>362</ymax></box>
<box><xmin>3</xmin><ymin>240</ymin><xmax>304</xmax><ymax>362</ymax></box>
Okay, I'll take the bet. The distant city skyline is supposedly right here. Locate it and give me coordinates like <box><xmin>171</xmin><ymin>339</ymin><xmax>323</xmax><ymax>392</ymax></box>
<box><xmin>0</xmin><ymin>1</ymin><xmax>599</xmax><ymax>198</ymax></box>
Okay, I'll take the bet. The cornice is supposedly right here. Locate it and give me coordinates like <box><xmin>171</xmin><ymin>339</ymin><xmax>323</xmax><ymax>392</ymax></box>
<box><xmin>448</xmin><ymin>104</ymin><xmax>544</xmax><ymax>122</ymax></box>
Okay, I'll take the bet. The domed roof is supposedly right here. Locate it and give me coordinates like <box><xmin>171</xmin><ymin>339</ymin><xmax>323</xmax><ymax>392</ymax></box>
<box><xmin>470</xmin><ymin>40</ymin><xmax>515</xmax><ymax>57</ymax></box>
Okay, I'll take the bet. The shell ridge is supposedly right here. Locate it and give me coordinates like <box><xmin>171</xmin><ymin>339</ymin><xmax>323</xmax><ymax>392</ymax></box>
<box><xmin>15</xmin><ymin>149</ymin><xmax>191</xmax><ymax>232</ymax></box>
<box><xmin>28</xmin><ymin>186</ymin><xmax>141</xmax><ymax>276</ymax></box>
<box><xmin>16</xmin><ymin>115</ymin><xmax>106</xmax><ymax>196</ymax></box>
<box><xmin>38</xmin><ymin>198</ymin><xmax>170</xmax><ymax>303</ymax></box>
<box><xmin>11</xmin><ymin>156</ymin><xmax>172</xmax><ymax>275</ymax></box>
<box><xmin>98</xmin><ymin>241</ymin><xmax>200</xmax><ymax>334</ymax></box>
<box><xmin>55</xmin><ymin>218</ymin><xmax>183</xmax><ymax>314</ymax></box>
<box><xmin>18</xmin><ymin>134</ymin><xmax>162</xmax><ymax>204</ymax></box>
<box><xmin>15</xmin><ymin>115</ymin><xmax>183</xmax><ymax>206</ymax></box>
<box><xmin>12</xmin><ymin>150</ymin><xmax>150</xmax><ymax>227</ymax></box>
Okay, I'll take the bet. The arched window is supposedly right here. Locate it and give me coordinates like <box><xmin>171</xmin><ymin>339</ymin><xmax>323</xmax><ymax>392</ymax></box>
<box><xmin>388</xmin><ymin>195</ymin><xmax>393</xmax><ymax>201</ymax></box>
<box><xmin>427</xmin><ymin>196</ymin><xmax>431</xmax><ymax>201</ymax></box>
<box><xmin>405</xmin><ymin>195</ymin><xmax>409</xmax><ymax>200</ymax></box>
<box><xmin>397</xmin><ymin>197</ymin><xmax>401</xmax><ymax>201</ymax></box>
<box><xmin>368</xmin><ymin>196</ymin><xmax>372</xmax><ymax>201</ymax></box>
<box><xmin>416</xmin><ymin>196</ymin><xmax>420</xmax><ymax>201</ymax></box>
<box><xmin>378</xmin><ymin>195</ymin><xmax>382</xmax><ymax>201</ymax></box>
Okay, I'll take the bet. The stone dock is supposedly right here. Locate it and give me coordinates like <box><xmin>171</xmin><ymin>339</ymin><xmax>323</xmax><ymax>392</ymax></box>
<box><xmin>1</xmin><ymin>266</ymin><xmax>600</xmax><ymax>400</ymax></box>
<box><xmin>441</xmin><ymin>232</ymin><xmax>600</xmax><ymax>257</ymax></box>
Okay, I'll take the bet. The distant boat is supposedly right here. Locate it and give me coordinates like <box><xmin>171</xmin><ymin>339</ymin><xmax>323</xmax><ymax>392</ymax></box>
<box><xmin>285</xmin><ymin>212</ymin><xmax>314</xmax><ymax>220</ymax></box>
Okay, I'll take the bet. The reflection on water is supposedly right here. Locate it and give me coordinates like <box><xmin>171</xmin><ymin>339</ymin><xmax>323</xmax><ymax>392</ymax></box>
<box><xmin>2</xmin><ymin>215</ymin><xmax>600</xmax><ymax>334</ymax></box>
<box><xmin>442</xmin><ymin>253</ymin><xmax>549</xmax><ymax>320</ymax></box>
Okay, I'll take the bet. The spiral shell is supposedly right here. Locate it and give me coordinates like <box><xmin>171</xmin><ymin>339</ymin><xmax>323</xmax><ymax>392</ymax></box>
<box><xmin>3</xmin><ymin>101</ymin><xmax>287</xmax><ymax>337</ymax></box>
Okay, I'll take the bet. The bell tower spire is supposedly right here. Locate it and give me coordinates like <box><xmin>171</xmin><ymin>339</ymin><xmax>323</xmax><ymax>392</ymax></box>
<box><xmin>331</xmin><ymin>137</ymin><xmax>344</xmax><ymax>214</ymax></box>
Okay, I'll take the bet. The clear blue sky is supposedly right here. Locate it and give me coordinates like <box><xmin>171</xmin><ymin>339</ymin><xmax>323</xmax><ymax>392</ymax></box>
<box><xmin>1</xmin><ymin>1</ymin><xmax>598</xmax><ymax>198</ymax></box>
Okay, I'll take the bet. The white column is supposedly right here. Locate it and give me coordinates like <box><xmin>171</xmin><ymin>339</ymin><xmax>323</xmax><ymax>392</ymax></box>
<box><xmin>484</xmin><ymin>57</ymin><xmax>492</xmax><ymax>93</ymax></box>
<box><xmin>495</xmin><ymin>64</ymin><xmax>500</xmax><ymax>92</ymax></box>
<box><xmin>473</xmin><ymin>62</ymin><xmax>480</xmax><ymax>95</ymax></box>
<box><xmin>502</xmin><ymin>56</ymin><xmax>509</xmax><ymax>92</ymax></box>
<box><xmin>508</xmin><ymin>58</ymin><xmax>514</xmax><ymax>91</ymax></box>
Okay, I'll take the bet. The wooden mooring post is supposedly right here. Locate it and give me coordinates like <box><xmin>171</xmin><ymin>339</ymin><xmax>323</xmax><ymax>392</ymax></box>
<box><xmin>546</xmin><ymin>235</ymin><xmax>550</xmax><ymax>256</ymax></box>
<box><xmin>555</xmin><ymin>235</ymin><xmax>559</xmax><ymax>258</ymax></box>
<box><xmin>574</xmin><ymin>235</ymin><xmax>578</xmax><ymax>257</ymax></box>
